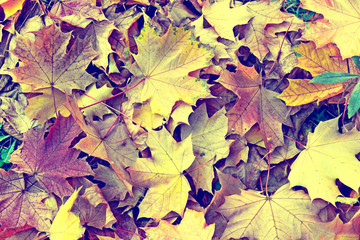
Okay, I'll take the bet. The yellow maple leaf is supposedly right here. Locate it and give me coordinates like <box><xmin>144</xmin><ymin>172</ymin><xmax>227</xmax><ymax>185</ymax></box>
<box><xmin>289</xmin><ymin>117</ymin><xmax>360</xmax><ymax>205</ymax></box>
<box><xmin>302</xmin><ymin>0</ymin><xmax>360</xmax><ymax>58</ymax></box>
<box><xmin>49</xmin><ymin>187</ymin><xmax>85</xmax><ymax>240</ymax></box>
<box><xmin>128</xmin><ymin>128</ymin><xmax>195</xmax><ymax>220</ymax></box>
<box><xmin>130</xmin><ymin>23</ymin><xmax>212</xmax><ymax>118</ymax></box>
<box><xmin>217</xmin><ymin>184</ymin><xmax>325</xmax><ymax>240</ymax></box>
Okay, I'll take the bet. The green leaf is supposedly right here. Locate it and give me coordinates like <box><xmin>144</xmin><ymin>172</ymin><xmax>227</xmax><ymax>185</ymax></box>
<box><xmin>1</xmin><ymin>140</ymin><xmax>16</xmax><ymax>164</ymax></box>
<box><xmin>0</xmin><ymin>135</ymin><xmax>10</xmax><ymax>142</ymax></box>
<box><xmin>310</xmin><ymin>72</ymin><xmax>359</xmax><ymax>84</ymax></box>
<box><xmin>348</xmin><ymin>82</ymin><xmax>360</xmax><ymax>118</ymax></box>
<box><xmin>352</xmin><ymin>56</ymin><xmax>360</xmax><ymax>71</ymax></box>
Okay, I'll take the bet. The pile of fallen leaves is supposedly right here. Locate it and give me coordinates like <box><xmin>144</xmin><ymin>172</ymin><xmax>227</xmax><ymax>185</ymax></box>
<box><xmin>1</xmin><ymin>0</ymin><xmax>360</xmax><ymax>239</ymax></box>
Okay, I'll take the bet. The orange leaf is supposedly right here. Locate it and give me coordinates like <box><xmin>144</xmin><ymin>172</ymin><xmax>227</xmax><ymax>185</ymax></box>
<box><xmin>293</xmin><ymin>42</ymin><xmax>348</xmax><ymax>76</ymax></box>
<box><xmin>0</xmin><ymin>0</ymin><xmax>25</xmax><ymax>19</ymax></box>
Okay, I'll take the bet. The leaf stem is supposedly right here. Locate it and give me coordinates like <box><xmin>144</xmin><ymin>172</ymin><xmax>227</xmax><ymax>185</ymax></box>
<box><xmin>283</xmin><ymin>134</ymin><xmax>306</xmax><ymax>148</ymax></box>
<box><xmin>184</xmin><ymin>156</ymin><xmax>215</xmax><ymax>176</ymax></box>
<box><xmin>265</xmin><ymin>142</ymin><xmax>271</xmax><ymax>198</ymax></box>
<box><xmin>79</xmin><ymin>78</ymin><xmax>145</xmax><ymax>110</ymax></box>
<box><xmin>247</xmin><ymin>150</ymin><xmax>271</xmax><ymax>187</ymax></box>
<box><xmin>103</xmin><ymin>112</ymin><xmax>121</xmax><ymax>138</ymax></box>
<box><xmin>51</xmin><ymin>86</ymin><xmax>58</xmax><ymax>118</ymax></box>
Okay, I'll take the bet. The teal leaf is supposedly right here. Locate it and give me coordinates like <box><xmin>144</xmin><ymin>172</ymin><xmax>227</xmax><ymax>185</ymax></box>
<box><xmin>352</xmin><ymin>56</ymin><xmax>360</xmax><ymax>71</ymax></box>
<box><xmin>1</xmin><ymin>140</ymin><xmax>16</xmax><ymax>164</ymax></box>
<box><xmin>310</xmin><ymin>72</ymin><xmax>359</xmax><ymax>84</ymax></box>
<box><xmin>348</xmin><ymin>82</ymin><xmax>360</xmax><ymax>118</ymax></box>
<box><xmin>0</xmin><ymin>135</ymin><xmax>10</xmax><ymax>142</ymax></box>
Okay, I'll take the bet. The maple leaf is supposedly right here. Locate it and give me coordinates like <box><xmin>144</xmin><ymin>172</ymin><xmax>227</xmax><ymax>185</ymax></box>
<box><xmin>217</xmin><ymin>184</ymin><xmax>323</xmax><ymax>240</ymax></box>
<box><xmin>201</xmin><ymin>0</ymin><xmax>300</xmax><ymax>60</ymax></box>
<box><xmin>76</xmin><ymin>20</ymin><xmax>116</xmax><ymax>69</ymax></box>
<box><xmin>278</xmin><ymin>42</ymin><xmax>354</xmax><ymax>106</ymax></box>
<box><xmin>129</xmin><ymin>23</ymin><xmax>212</xmax><ymax>118</ymax></box>
<box><xmin>302</xmin><ymin>0</ymin><xmax>360</xmax><ymax>58</ymax></box>
<box><xmin>128</xmin><ymin>128</ymin><xmax>195</xmax><ymax>220</ymax></box>
<box><xmin>24</xmin><ymin>88</ymin><xmax>67</xmax><ymax>123</ymax></box>
<box><xmin>9</xmin><ymin>23</ymin><xmax>98</xmax><ymax>95</ymax></box>
<box><xmin>188</xmin><ymin>104</ymin><xmax>230</xmax><ymax>192</ymax></box>
<box><xmin>218</xmin><ymin>62</ymin><xmax>292</xmax><ymax>149</ymax></box>
<box><xmin>10</xmin><ymin>114</ymin><xmax>94</xmax><ymax>198</ymax></box>
<box><xmin>0</xmin><ymin>170</ymin><xmax>55</xmax><ymax>231</ymax></box>
<box><xmin>144</xmin><ymin>209</ymin><xmax>215</xmax><ymax>240</ymax></box>
<box><xmin>50</xmin><ymin>0</ymin><xmax>106</xmax><ymax>28</ymax></box>
<box><xmin>78</xmin><ymin>185</ymin><xmax>116</xmax><ymax>229</ymax></box>
<box><xmin>167</xmin><ymin>102</ymin><xmax>193</xmax><ymax>135</ymax></box>
<box><xmin>65</xmin><ymin>95</ymin><xmax>138</xmax><ymax>195</ymax></box>
<box><xmin>293</xmin><ymin>42</ymin><xmax>351</xmax><ymax>76</ymax></box>
<box><xmin>288</xmin><ymin>117</ymin><xmax>360</xmax><ymax>205</ymax></box>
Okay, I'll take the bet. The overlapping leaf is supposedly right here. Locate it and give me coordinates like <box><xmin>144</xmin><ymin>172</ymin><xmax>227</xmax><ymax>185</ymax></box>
<box><xmin>289</xmin><ymin>117</ymin><xmax>360</xmax><ymax>204</ymax></box>
<box><xmin>129</xmin><ymin>23</ymin><xmax>212</xmax><ymax>118</ymax></box>
<box><xmin>188</xmin><ymin>104</ymin><xmax>230</xmax><ymax>192</ymax></box>
<box><xmin>9</xmin><ymin>24</ymin><xmax>98</xmax><ymax>95</ymax></box>
<box><xmin>10</xmin><ymin>114</ymin><xmax>93</xmax><ymax>197</ymax></box>
<box><xmin>217</xmin><ymin>184</ymin><xmax>324</xmax><ymax>240</ymax></box>
<box><xmin>128</xmin><ymin>128</ymin><xmax>195</xmax><ymax>219</ymax></box>
<box><xmin>218</xmin><ymin>62</ymin><xmax>292</xmax><ymax>149</ymax></box>
<box><xmin>302</xmin><ymin>0</ymin><xmax>360</xmax><ymax>58</ymax></box>
<box><xmin>145</xmin><ymin>209</ymin><xmax>215</xmax><ymax>240</ymax></box>
<box><xmin>0</xmin><ymin>170</ymin><xmax>55</xmax><ymax>231</ymax></box>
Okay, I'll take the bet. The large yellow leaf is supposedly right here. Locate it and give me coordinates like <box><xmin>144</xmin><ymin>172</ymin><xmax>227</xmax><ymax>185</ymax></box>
<box><xmin>131</xmin><ymin>23</ymin><xmax>212</xmax><ymax>118</ymax></box>
<box><xmin>289</xmin><ymin>117</ymin><xmax>360</xmax><ymax>205</ymax></box>
<box><xmin>217</xmin><ymin>184</ymin><xmax>323</xmax><ymax>240</ymax></box>
<box><xmin>144</xmin><ymin>209</ymin><xmax>215</xmax><ymax>240</ymax></box>
<box><xmin>49</xmin><ymin>188</ymin><xmax>85</xmax><ymax>240</ymax></box>
<box><xmin>302</xmin><ymin>0</ymin><xmax>360</xmax><ymax>58</ymax></box>
<box><xmin>277</xmin><ymin>78</ymin><xmax>343</xmax><ymax>106</ymax></box>
<box><xmin>127</xmin><ymin>128</ymin><xmax>195</xmax><ymax>220</ymax></box>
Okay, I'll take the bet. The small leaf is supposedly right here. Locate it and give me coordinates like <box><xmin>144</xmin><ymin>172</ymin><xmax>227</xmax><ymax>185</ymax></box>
<box><xmin>352</xmin><ymin>56</ymin><xmax>360</xmax><ymax>71</ymax></box>
<box><xmin>310</xmin><ymin>72</ymin><xmax>359</xmax><ymax>84</ymax></box>
<box><xmin>348</xmin><ymin>82</ymin><xmax>360</xmax><ymax>118</ymax></box>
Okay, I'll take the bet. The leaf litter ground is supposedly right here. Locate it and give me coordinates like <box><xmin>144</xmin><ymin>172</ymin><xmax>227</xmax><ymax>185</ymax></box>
<box><xmin>0</xmin><ymin>0</ymin><xmax>360</xmax><ymax>239</ymax></box>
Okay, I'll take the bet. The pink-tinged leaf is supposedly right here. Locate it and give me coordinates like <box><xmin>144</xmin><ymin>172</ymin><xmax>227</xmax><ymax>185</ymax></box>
<box><xmin>0</xmin><ymin>170</ymin><xmax>55</xmax><ymax>231</ymax></box>
<box><xmin>10</xmin><ymin>114</ymin><xmax>94</xmax><ymax>197</ymax></box>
